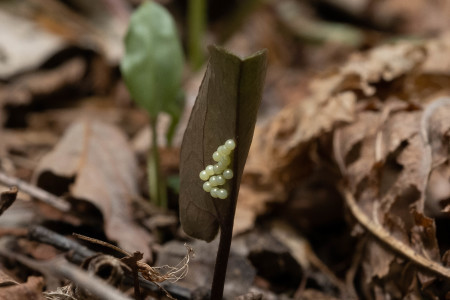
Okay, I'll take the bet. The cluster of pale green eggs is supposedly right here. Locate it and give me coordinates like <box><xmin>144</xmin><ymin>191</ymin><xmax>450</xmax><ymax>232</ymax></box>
<box><xmin>199</xmin><ymin>139</ymin><xmax>235</xmax><ymax>199</ymax></box>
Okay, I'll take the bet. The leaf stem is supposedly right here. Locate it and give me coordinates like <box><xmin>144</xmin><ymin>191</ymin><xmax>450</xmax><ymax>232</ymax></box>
<box><xmin>188</xmin><ymin>0</ymin><xmax>206</xmax><ymax>70</ymax></box>
<box><xmin>210</xmin><ymin>154</ymin><xmax>240</xmax><ymax>299</ymax></box>
<box><xmin>148</xmin><ymin>118</ymin><xmax>167</xmax><ymax>207</ymax></box>
<box><xmin>210</xmin><ymin>226</ymin><xmax>232</xmax><ymax>299</ymax></box>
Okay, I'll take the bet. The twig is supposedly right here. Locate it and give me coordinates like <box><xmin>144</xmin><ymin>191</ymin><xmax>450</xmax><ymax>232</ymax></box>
<box><xmin>29</xmin><ymin>225</ymin><xmax>94</xmax><ymax>263</ymax></box>
<box><xmin>0</xmin><ymin>248</ymin><xmax>132</xmax><ymax>300</ymax></box>
<box><xmin>0</xmin><ymin>186</ymin><xmax>18</xmax><ymax>216</ymax></box>
<box><xmin>340</xmin><ymin>186</ymin><xmax>450</xmax><ymax>279</ymax></box>
<box><xmin>0</xmin><ymin>171</ymin><xmax>70</xmax><ymax>212</ymax></box>
<box><xmin>121</xmin><ymin>252</ymin><xmax>143</xmax><ymax>300</ymax></box>
<box><xmin>28</xmin><ymin>225</ymin><xmax>192</xmax><ymax>299</ymax></box>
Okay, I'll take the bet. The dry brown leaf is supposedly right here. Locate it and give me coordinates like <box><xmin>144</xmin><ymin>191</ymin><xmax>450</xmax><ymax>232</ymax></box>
<box><xmin>0</xmin><ymin>270</ymin><xmax>44</xmax><ymax>300</ymax></box>
<box><xmin>34</xmin><ymin>120</ymin><xmax>152</xmax><ymax>259</ymax></box>
<box><xmin>374</xmin><ymin>0</ymin><xmax>450</xmax><ymax>35</ymax></box>
<box><xmin>0</xmin><ymin>4</ymin><xmax>65</xmax><ymax>79</ymax></box>
<box><xmin>0</xmin><ymin>58</ymin><xmax>86</xmax><ymax>107</ymax></box>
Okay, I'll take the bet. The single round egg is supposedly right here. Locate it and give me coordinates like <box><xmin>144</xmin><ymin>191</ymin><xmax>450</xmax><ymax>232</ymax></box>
<box><xmin>212</xmin><ymin>151</ymin><xmax>222</xmax><ymax>162</ymax></box>
<box><xmin>218</xmin><ymin>145</ymin><xmax>231</xmax><ymax>156</ymax></box>
<box><xmin>225</xmin><ymin>139</ymin><xmax>236</xmax><ymax>150</ymax></box>
<box><xmin>203</xmin><ymin>181</ymin><xmax>212</xmax><ymax>192</ymax></box>
<box><xmin>209</xmin><ymin>176</ymin><xmax>219</xmax><ymax>186</ymax></box>
<box><xmin>216</xmin><ymin>175</ymin><xmax>226</xmax><ymax>186</ymax></box>
<box><xmin>205</xmin><ymin>165</ymin><xmax>215</xmax><ymax>176</ymax></box>
<box><xmin>210</xmin><ymin>188</ymin><xmax>219</xmax><ymax>198</ymax></box>
<box><xmin>220</xmin><ymin>155</ymin><xmax>230</xmax><ymax>167</ymax></box>
<box><xmin>199</xmin><ymin>170</ymin><xmax>209</xmax><ymax>181</ymax></box>
<box><xmin>223</xmin><ymin>169</ymin><xmax>233</xmax><ymax>180</ymax></box>
<box><xmin>214</xmin><ymin>162</ymin><xmax>225</xmax><ymax>174</ymax></box>
<box><xmin>217</xmin><ymin>189</ymin><xmax>228</xmax><ymax>199</ymax></box>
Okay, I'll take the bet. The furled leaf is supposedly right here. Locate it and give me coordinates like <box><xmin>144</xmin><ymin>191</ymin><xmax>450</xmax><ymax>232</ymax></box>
<box><xmin>120</xmin><ymin>1</ymin><xmax>184</xmax><ymax>129</ymax></box>
<box><xmin>179</xmin><ymin>46</ymin><xmax>267</xmax><ymax>242</ymax></box>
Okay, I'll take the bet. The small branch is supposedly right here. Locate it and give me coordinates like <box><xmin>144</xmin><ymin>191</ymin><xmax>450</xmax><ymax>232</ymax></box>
<box><xmin>0</xmin><ymin>186</ymin><xmax>18</xmax><ymax>216</ymax></box>
<box><xmin>340</xmin><ymin>186</ymin><xmax>450</xmax><ymax>279</ymax></box>
<box><xmin>0</xmin><ymin>171</ymin><xmax>70</xmax><ymax>212</ymax></box>
<box><xmin>0</xmin><ymin>248</ymin><xmax>132</xmax><ymax>300</ymax></box>
<box><xmin>121</xmin><ymin>252</ymin><xmax>143</xmax><ymax>300</ymax></box>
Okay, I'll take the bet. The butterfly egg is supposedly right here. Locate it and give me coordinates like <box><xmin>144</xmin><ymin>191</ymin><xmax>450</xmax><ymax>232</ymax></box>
<box><xmin>212</xmin><ymin>151</ymin><xmax>222</xmax><ymax>162</ymax></box>
<box><xmin>223</xmin><ymin>169</ymin><xmax>233</xmax><ymax>180</ymax></box>
<box><xmin>224</xmin><ymin>139</ymin><xmax>236</xmax><ymax>151</ymax></box>
<box><xmin>213</xmin><ymin>161</ymin><xmax>225</xmax><ymax>174</ymax></box>
<box><xmin>203</xmin><ymin>181</ymin><xmax>212</xmax><ymax>192</ymax></box>
<box><xmin>211</xmin><ymin>187</ymin><xmax>219</xmax><ymax>198</ymax></box>
<box><xmin>218</xmin><ymin>145</ymin><xmax>231</xmax><ymax>156</ymax></box>
<box><xmin>199</xmin><ymin>170</ymin><xmax>209</xmax><ymax>181</ymax></box>
<box><xmin>205</xmin><ymin>165</ymin><xmax>215</xmax><ymax>176</ymax></box>
<box><xmin>209</xmin><ymin>176</ymin><xmax>219</xmax><ymax>186</ymax></box>
<box><xmin>216</xmin><ymin>175</ymin><xmax>226</xmax><ymax>186</ymax></box>
<box><xmin>220</xmin><ymin>155</ymin><xmax>230</xmax><ymax>167</ymax></box>
<box><xmin>217</xmin><ymin>189</ymin><xmax>228</xmax><ymax>199</ymax></box>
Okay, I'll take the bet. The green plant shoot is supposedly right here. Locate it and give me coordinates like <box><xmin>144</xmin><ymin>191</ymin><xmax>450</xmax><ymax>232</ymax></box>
<box><xmin>121</xmin><ymin>1</ymin><xmax>184</xmax><ymax>207</ymax></box>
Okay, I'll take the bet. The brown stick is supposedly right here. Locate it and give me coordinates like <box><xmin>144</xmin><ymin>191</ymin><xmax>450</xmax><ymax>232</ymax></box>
<box><xmin>0</xmin><ymin>171</ymin><xmax>70</xmax><ymax>211</ymax></box>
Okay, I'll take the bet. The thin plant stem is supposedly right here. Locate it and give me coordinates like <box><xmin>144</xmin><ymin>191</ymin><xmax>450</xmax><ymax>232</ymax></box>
<box><xmin>188</xmin><ymin>0</ymin><xmax>206</xmax><ymax>70</ymax></box>
<box><xmin>210</xmin><ymin>152</ymin><xmax>240</xmax><ymax>299</ymax></box>
<box><xmin>148</xmin><ymin>118</ymin><xmax>167</xmax><ymax>207</ymax></box>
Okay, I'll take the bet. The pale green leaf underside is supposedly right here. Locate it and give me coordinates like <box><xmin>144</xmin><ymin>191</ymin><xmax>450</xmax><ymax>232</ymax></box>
<box><xmin>179</xmin><ymin>46</ymin><xmax>267</xmax><ymax>242</ymax></box>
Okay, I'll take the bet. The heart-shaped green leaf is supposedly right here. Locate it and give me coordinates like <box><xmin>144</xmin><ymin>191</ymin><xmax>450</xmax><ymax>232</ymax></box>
<box><xmin>120</xmin><ymin>1</ymin><xmax>184</xmax><ymax>131</ymax></box>
<box><xmin>179</xmin><ymin>46</ymin><xmax>267</xmax><ymax>242</ymax></box>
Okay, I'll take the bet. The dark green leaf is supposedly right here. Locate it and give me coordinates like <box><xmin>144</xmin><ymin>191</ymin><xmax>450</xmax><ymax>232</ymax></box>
<box><xmin>120</xmin><ymin>1</ymin><xmax>184</xmax><ymax>123</ymax></box>
<box><xmin>179</xmin><ymin>46</ymin><xmax>267</xmax><ymax>241</ymax></box>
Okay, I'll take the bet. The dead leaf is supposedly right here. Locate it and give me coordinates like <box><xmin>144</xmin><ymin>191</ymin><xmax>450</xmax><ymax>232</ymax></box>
<box><xmin>0</xmin><ymin>58</ymin><xmax>86</xmax><ymax>107</ymax></box>
<box><xmin>34</xmin><ymin>120</ymin><xmax>153</xmax><ymax>260</ymax></box>
<box><xmin>0</xmin><ymin>186</ymin><xmax>17</xmax><ymax>216</ymax></box>
<box><xmin>0</xmin><ymin>4</ymin><xmax>65</xmax><ymax>79</ymax></box>
<box><xmin>0</xmin><ymin>270</ymin><xmax>45</xmax><ymax>300</ymax></box>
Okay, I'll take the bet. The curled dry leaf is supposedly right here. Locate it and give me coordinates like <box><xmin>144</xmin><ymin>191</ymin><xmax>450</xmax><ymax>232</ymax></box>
<box><xmin>34</xmin><ymin>120</ymin><xmax>152</xmax><ymax>259</ymax></box>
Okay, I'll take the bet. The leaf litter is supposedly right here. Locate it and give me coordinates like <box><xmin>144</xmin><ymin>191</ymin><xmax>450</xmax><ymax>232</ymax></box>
<box><xmin>240</xmin><ymin>32</ymin><xmax>450</xmax><ymax>298</ymax></box>
<box><xmin>2</xmin><ymin>1</ymin><xmax>450</xmax><ymax>299</ymax></box>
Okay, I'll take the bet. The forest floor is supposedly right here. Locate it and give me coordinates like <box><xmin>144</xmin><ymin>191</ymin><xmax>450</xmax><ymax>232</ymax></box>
<box><xmin>1</xmin><ymin>1</ymin><xmax>450</xmax><ymax>299</ymax></box>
